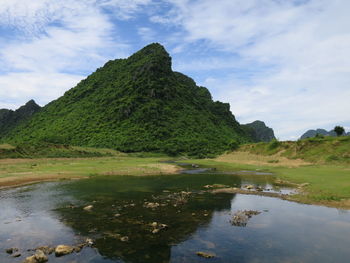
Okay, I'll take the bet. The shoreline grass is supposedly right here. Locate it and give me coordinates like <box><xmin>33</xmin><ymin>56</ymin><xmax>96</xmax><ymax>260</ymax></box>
<box><xmin>0</xmin><ymin>156</ymin><xmax>180</xmax><ymax>189</ymax></box>
<box><xmin>181</xmin><ymin>155</ymin><xmax>350</xmax><ymax>209</ymax></box>
<box><xmin>1</xmin><ymin>145</ymin><xmax>349</xmax><ymax>209</ymax></box>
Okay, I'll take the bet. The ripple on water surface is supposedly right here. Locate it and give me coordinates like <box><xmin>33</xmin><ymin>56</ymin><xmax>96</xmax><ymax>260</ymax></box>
<box><xmin>0</xmin><ymin>173</ymin><xmax>350</xmax><ymax>263</ymax></box>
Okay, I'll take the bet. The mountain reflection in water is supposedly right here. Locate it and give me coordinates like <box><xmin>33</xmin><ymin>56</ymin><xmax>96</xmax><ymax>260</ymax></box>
<box><xmin>1</xmin><ymin>172</ymin><xmax>350</xmax><ymax>263</ymax></box>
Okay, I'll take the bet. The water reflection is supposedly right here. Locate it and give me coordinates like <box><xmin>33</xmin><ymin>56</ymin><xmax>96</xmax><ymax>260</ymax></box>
<box><xmin>0</xmin><ymin>173</ymin><xmax>350</xmax><ymax>263</ymax></box>
<box><xmin>54</xmin><ymin>175</ymin><xmax>237</xmax><ymax>263</ymax></box>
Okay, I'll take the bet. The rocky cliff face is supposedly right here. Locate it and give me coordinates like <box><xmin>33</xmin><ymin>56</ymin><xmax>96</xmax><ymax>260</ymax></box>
<box><xmin>0</xmin><ymin>100</ymin><xmax>41</xmax><ymax>138</ymax></box>
<box><xmin>242</xmin><ymin>120</ymin><xmax>276</xmax><ymax>142</ymax></box>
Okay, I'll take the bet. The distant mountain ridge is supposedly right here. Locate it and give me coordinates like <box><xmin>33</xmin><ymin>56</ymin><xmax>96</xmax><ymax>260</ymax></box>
<box><xmin>242</xmin><ymin>120</ymin><xmax>276</xmax><ymax>142</ymax></box>
<box><xmin>0</xmin><ymin>100</ymin><xmax>41</xmax><ymax>138</ymax></box>
<box><xmin>300</xmin><ymin>128</ymin><xmax>349</xmax><ymax>139</ymax></box>
<box><xmin>1</xmin><ymin>43</ymin><xmax>255</xmax><ymax>156</ymax></box>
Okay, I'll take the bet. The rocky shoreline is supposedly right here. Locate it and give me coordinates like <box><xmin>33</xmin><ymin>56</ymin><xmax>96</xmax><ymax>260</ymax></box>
<box><xmin>6</xmin><ymin>239</ymin><xmax>94</xmax><ymax>263</ymax></box>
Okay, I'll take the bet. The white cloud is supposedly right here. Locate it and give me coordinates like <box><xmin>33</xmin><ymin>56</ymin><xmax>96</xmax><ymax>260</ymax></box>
<box><xmin>159</xmin><ymin>0</ymin><xmax>350</xmax><ymax>139</ymax></box>
<box><xmin>138</xmin><ymin>27</ymin><xmax>156</xmax><ymax>41</ymax></box>
<box><xmin>1</xmin><ymin>0</ymin><xmax>349</xmax><ymax>140</ymax></box>
<box><xmin>0</xmin><ymin>72</ymin><xmax>84</xmax><ymax>108</ymax></box>
<box><xmin>100</xmin><ymin>0</ymin><xmax>153</xmax><ymax>19</ymax></box>
<box><xmin>0</xmin><ymin>0</ymin><xmax>150</xmax><ymax>109</ymax></box>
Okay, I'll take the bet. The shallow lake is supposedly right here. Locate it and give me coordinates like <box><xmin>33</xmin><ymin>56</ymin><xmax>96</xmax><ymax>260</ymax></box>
<box><xmin>1</xmin><ymin>166</ymin><xmax>350</xmax><ymax>262</ymax></box>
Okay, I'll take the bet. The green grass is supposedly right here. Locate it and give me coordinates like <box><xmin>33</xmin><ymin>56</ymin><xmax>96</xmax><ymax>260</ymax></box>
<box><xmin>181</xmin><ymin>158</ymin><xmax>350</xmax><ymax>206</ymax></box>
<box><xmin>241</xmin><ymin>136</ymin><xmax>350</xmax><ymax>164</ymax></box>
<box><xmin>0</xmin><ymin>143</ymin><xmax>125</xmax><ymax>159</ymax></box>
<box><xmin>1</xmin><ymin>138</ymin><xmax>349</xmax><ymax>208</ymax></box>
<box><xmin>0</xmin><ymin>156</ymin><xmax>177</xmax><ymax>180</ymax></box>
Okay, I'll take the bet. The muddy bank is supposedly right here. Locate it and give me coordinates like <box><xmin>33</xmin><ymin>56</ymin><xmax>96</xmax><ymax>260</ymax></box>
<box><xmin>0</xmin><ymin>176</ymin><xmax>87</xmax><ymax>190</ymax></box>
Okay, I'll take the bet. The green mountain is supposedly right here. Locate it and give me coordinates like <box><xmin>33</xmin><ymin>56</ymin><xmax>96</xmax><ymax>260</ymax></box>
<box><xmin>242</xmin><ymin>120</ymin><xmax>276</xmax><ymax>142</ymax></box>
<box><xmin>2</xmin><ymin>43</ymin><xmax>251</xmax><ymax>156</ymax></box>
<box><xmin>0</xmin><ymin>100</ymin><xmax>41</xmax><ymax>138</ymax></box>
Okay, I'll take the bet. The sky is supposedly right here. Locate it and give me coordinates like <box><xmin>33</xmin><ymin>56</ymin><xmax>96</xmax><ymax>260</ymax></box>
<box><xmin>0</xmin><ymin>0</ymin><xmax>349</xmax><ymax>140</ymax></box>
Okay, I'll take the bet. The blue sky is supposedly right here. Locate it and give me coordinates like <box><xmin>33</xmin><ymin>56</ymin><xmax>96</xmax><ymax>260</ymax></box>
<box><xmin>0</xmin><ymin>0</ymin><xmax>349</xmax><ymax>140</ymax></box>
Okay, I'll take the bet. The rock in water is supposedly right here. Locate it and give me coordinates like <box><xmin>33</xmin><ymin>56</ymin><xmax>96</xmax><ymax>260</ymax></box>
<box><xmin>196</xmin><ymin>251</ymin><xmax>216</xmax><ymax>258</ymax></box>
<box><xmin>23</xmin><ymin>256</ymin><xmax>37</xmax><ymax>263</ymax></box>
<box><xmin>34</xmin><ymin>250</ymin><xmax>48</xmax><ymax>263</ymax></box>
<box><xmin>244</xmin><ymin>185</ymin><xmax>254</xmax><ymax>190</ymax></box>
<box><xmin>23</xmin><ymin>250</ymin><xmax>48</xmax><ymax>263</ymax></box>
<box><xmin>6</xmin><ymin>247</ymin><xmax>18</xmax><ymax>254</ymax></box>
<box><xmin>35</xmin><ymin>246</ymin><xmax>54</xmax><ymax>255</ymax></box>
<box><xmin>55</xmin><ymin>245</ymin><xmax>74</xmax><ymax>257</ymax></box>
<box><xmin>230</xmin><ymin>210</ymin><xmax>261</xmax><ymax>227</ymax></box>
<box><xmin>144</xmin><ymin>202</ymin><xmax>160</xmax><ymax>209</ymax></box>
<box><xmin>120</xmin><ymin>236</ymin><xmax>129</xmax><ymax>242</ymax></box>
<box><xmin>83</xmin><ymin>205</ymin><xmax>93</xmax><ymax>211</ymax></box>
<box><xmin>85</xmin><ymin>238</ymin><xmax>94</xmax><ymax>246</ymax></box>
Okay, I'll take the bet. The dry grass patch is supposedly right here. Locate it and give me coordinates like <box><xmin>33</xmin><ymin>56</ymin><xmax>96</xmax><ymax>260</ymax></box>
<box><xmin>216</xmin><ymin>151</ymin><xmax>310</xmax><ymax>167</ymax></box>
<box><xmin>0</xmin><ymin>156</ymin><xmax>182</xmax><ymax>189</ymax></box>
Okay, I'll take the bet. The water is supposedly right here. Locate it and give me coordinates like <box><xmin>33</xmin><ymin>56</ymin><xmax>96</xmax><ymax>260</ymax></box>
<box><xmin>0</xmin><ymin>168</ymin><xmax>350</xmax><ymax>262</ymax></box>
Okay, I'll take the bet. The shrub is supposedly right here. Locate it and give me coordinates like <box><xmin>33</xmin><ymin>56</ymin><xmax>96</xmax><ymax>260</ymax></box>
<box><xmin>315</xmin><ymin>133</ymin><xmax>324</xmax><ymax>139</ymax></box>
<box><xmin>228</xmin><ymin>139</ymin><xmax>239</xmax><ymax>151</ymax></box>
<box><xmin>326</xmin><ymin>155</ymin><xmax>340</xmax><ymax>162</ymax></box>
<box><xmin>268</xmin><ymin>139</ymin><xmax>280</xmax><ymax>150</ymax></box>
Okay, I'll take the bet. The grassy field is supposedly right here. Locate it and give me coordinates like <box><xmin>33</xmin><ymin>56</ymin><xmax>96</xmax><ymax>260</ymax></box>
<box><xmin>0</xmin><ymin>156</ymin><xmax>180</xmax><ymax>188</ymax></box>
<box><xmin>241</xmin><ymin>136</ymin><xmax>350</xmax><ymax>164</ymax></box>
<box><xmin>1</xmin><ymin>138</ymin><xmax>349</xmax><ymax>209</ymax></box>
<box><xmin>0</xmin><ymin>143</ymin><xmax>125</xmax><ymax>159</ymax></box>
<box><xmin>182</xmin><ymin>151</ymin><xmax>350</xmax><ymax>209</ymax></box>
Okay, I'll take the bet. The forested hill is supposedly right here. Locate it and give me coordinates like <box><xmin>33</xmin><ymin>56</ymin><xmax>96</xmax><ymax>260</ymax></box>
<box><xmin>0</xmin><ymin>100</ymin><xmax>41</xmax><ymax>138</ymax></box>
<box><xmin>2</xmin><ymin>43</ymin><xmax>252</xmax><ymax>156</ymax></box>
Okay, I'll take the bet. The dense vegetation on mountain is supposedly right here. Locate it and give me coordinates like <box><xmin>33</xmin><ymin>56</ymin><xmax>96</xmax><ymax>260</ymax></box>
<box><xmin>242</xmin><ymin>120</ymin><xmax>276</xmax><ymax>142</ymax></box>
<box><xmin>0</xmin><ymin>100</ymin><xmax>41</xmax><ymax>138</ymax></box>
<box><xmin>2</xmin><ymin>43</ymin><xmax>251</xmax><ymax>156</ymax></box>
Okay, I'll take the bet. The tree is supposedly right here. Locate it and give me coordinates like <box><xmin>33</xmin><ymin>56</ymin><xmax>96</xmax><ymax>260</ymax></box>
<box><xmin>228</xmin><ymin>139</ymin><xmax>239</xmax><ymax>151</ymax></box>
<box><xmin>315</xmin><ymin>133</ymin><xmax>324</xmax><ymax>138</ymax></box>
<box><xmin>334</xmin><ymin>126</ymin><xmax>345</xmax><ymax>136</ymax></box>
<box><xmin>268</xmin><ymin>139</ymin><xmax>280</xmax><ymax>150</ymax></box>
